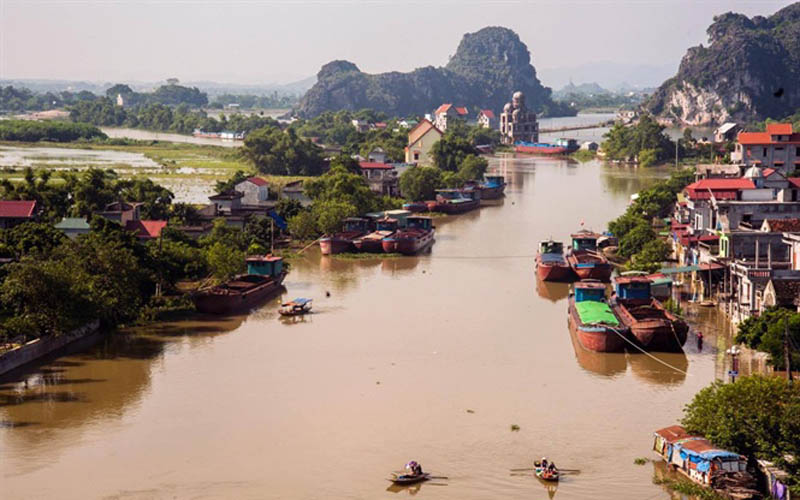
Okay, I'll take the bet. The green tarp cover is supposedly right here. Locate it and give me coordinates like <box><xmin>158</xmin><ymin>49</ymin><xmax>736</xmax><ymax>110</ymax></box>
<box><xmin>576</xmin><ymin>301</ymin><xmax>619</xmax><ymax>326</ymax></box>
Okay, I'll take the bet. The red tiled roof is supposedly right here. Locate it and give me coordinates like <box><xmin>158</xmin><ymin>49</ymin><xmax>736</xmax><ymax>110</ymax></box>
<box><xmin>374</xmin><ymin>122</ymin><xmax>387</xmax><ymax>128</ymax></box>
<box><xmin>0</xmin><ymin>200</ymin><xmax>36</xmax><ymax>218</ymax></box>
<box><xmin>455</xmin><ymin>106</ymin><xmax>468</xmax><ymax>115</ymax></box>
<box><xmin>407</xmin><ymin>119</ymin><xmax>443</xmax><ymax>147</ymax></box>
<box><xmin>789</xmin><ymin>178</ymin><xmax>800</xmax><ymax>189</ymax></box>
<box><xmin>684</xmin><ymin>178</ymin><xmax>755</xmax><ymax>200</ymax></box>
<box><xmin>246</xmin><ymin>177</ymin><xmax>268</xmax><ymax>186</ymax></box>
<box><xmin>738</xmin><ymin>130</ymin><xmax>800</xmax><ymax>145</ymax></box>
<box><xmin>654</xmin><ymin>425</ymin><xmax>692</xmax><ymax>443</ymax></box>
<box><xmin>479</xmin><ymin>109</ymin><xmax>495</xmax><ymax>119</ymax></box>
<box><xmin>765</xmin><ymin>218</ymin><xmax>800</xmax><ymax>232</ymax></box>
<box><xmin>435</xmin><ymin>103</ymin><xmax>452</xmax><ymax>115</ymax></box>
<box><xmin>125</xmin><ymin>220</ymin><xmax>167</xmax><ymax>239</ymax></box>
<box><xmin>358</xmin><ymin>162</ymin><xmax>393</xmax><ymax>170</ymax></box>
<box><xmin>767</xmin><ymin>123</ymin><xmax>793</xmax><ymax>135</ymax></box>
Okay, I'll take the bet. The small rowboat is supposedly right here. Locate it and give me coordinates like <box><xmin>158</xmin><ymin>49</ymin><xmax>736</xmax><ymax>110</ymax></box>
<box><xmin>390</xmin><ymin>473</ymin><xmax>430</xmax><ymax>485</ymax></box>
<box><xmin>279</xmin><ymin>298</ymin><xmax>312</xmax><ymax>316</ymax></box>
<box><xmin>534</xmin><ymin>462</ymin><xmax>560</xmax><ymax>482</ymax></box>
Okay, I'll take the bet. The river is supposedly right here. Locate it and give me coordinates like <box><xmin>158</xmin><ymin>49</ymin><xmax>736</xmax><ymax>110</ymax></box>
<box><xmin>0</xmin><ymin>155</ymin><xmax>733</xmax><ymax>499</ymax></box>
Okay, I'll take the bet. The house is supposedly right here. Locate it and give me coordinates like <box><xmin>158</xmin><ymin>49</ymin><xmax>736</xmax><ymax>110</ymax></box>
<box><xmin>351</xmin><ymin>119</ymin><xmax>369</xmax><ymax>133</ymax></box>
<box><xmin>732</xmin><ymin>123</ymin><xmax>800</xmax><ymax>174</ymax></box>
<box><xmin>367</xmin><ymin>147</ymin><xmax>387</xmax><ymax>164</ymax></box>
<box><xmin>358</xmin><ymin>162</ymin><xmax>399</xmax><ymax>197</ymax></box>
<box><xmin>0</xmin><ymin>200</ymin><xmax>36</xmax><ymax>229</ymax></box>
<box><xmin>499</xmin><ymin>91</ymin><xmax>538</xmax><ymax>145</ymax></box>
<box><xmin>398</xmin><ymin>119</ymin><xmax>418</xmax><ymax>129</ymax></box>
<box><xmin>372</xmin><ymin>122</ymin><xmax>387</xmax><ymax>130</ymax></box>
<box><xmin>282</xmin><ymin>180</ymin><xmax>310</xmax><ymax>206</ymax></box>
<box><xmin>580</xmin><ymin>141</ymin><xmax>599</xmax><ymax>152</ymax></box>
<box><xmin>695</xmin><ymin>164</ymin><xmax>743</xmax><ymax>179</ymax></box>
<box><xmin>762</xmin><ymin>278</ymin><xmax>800</xmax><ymax>312</ymax></box>
<box><xmin>96</xmin><ymin>201</ymin><xmax>142</xmax><ymax>226</ymax></box>
<box><xmin>713</xmin><ymin>122</ymin><xmax>741</xmax><ymax>143</ymax></box>
<box><xmin>761</xmin><ymin>218</ymin><xmax>800</xmax><ymax>233</ymax></box>
<box><xmin>404</xmin><ymin>119</ymin><xmax>443</xmax><ymax>165</ymax></box>
<box><xmin>477</xmin><ymin>109</ymin><xmax>496</xmax><ymax>129</ymax></box>
<box><xmin>209</xmin><ymin>190</ymin><xmax>243</xmax><ymax>214</ymax></box>
<box><xmin>235</xmin><ymin>177</ymin><xmax>269</xmax><ymax>206</ymax></box>
<box><xmin>433</xmin><ymin>104</ymin><xmax>468</xmax><ymax>132</ymax></box>
<box><xmin>617</xmin><ymin>109</ymin><xmax>638</xmax><ymax>124</ymax></box>
<box><xmin>125</xmin><ymin>220</ymin><xmax>167</xmax><ymax>240</ymax></box>
<box><xmin>54</xmin><ymin>217</ymin><xmax>90</xmax><ymax>239</ymax></box>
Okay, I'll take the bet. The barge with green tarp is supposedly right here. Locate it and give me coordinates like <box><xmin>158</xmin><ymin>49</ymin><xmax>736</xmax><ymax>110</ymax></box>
<box><xmin>567</xmin><ymin>280</ymin><xmax>626</xmax><ymax>352</ymax></box>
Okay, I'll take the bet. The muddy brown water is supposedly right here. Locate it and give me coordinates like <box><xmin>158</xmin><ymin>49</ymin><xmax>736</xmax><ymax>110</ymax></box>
<box><xmin>0</xmin><ymin>156</ymin><xmax>733</xmax><ymax>499</ymax></box>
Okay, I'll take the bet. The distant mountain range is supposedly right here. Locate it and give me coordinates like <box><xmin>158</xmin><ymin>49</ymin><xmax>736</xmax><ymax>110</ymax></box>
<box><xmin>538</xmin><ymin>62</ymin><xmax>677</xmax><ymax>93</ymax></box>
<box><xmin>295</xmin><ymin>27</ymin><xmax>574</xmax><ymax>118</ymax></box>
<box><xmin>645</xmin><ymin>2</ymin><xmax>800</xmax><ymax>125</ymax></box>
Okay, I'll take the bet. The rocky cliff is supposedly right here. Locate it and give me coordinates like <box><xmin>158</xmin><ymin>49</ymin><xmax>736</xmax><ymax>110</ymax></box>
<box><xmin>295</xmin><ymin>27</ymin><xmax>573</xmax><ymax>118</ymax></box>
<box><xmin>645</xmin><ymin>3</ymin><xmax>800</xmax><ymax>126</ymax></box>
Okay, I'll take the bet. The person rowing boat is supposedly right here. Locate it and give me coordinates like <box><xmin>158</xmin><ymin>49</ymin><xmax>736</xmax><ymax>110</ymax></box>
<box><xmin>534</xmin><ymin>458</ymin><xmax>560</xmax><ymax>482</ymax></box>
<box><xmin>390</xmin><ymin>460</ymin><xmax>430</xmax><ymax>485</ymax></box>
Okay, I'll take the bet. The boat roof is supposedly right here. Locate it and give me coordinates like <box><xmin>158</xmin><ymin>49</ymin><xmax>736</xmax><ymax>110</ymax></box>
<box><xmin>614</xmin><ymin>276</ymin><xmax>652</xmax><ymax>285</ymax></box>
<box><xmin>654</xmin><ymin>425</ymin><xmax>693</xmax><ymax>443</ymax></box>
<box><xmin>343</xmin><ymin>217</ymin><xmax>368</xmax><ymax>222</ymax></box>
<box><xmin>246</xmin><ymin>255</ymin><xmax>283</xmax><ymax>262</ymax></box>
<box><xmin>574</xmin><ymin>281</ymin><xmax>605</xmax><ymax>290</ymax></box>
<box><xmin>408</xmin><ymin>215</ymin><xmax>432</xmax><ymax>221</ymax></box>
<box><xmin>571</xmin><ymin>230</ymin><xmax>601</xmax><ymax>239</ymax></box>
<box><xmin>287</xmin><ymin>298</ymin><xmax>312</xmax><ymax>305</ymax></box>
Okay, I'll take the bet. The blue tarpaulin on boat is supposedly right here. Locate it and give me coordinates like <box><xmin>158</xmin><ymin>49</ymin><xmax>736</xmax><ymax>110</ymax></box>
<box><xmin>291</xmin><ymin>298</ymin><xmax>312</xmax><ymax>305</ymax></box>
<box><xmin>697</xmin><ymin>461</ymin><xmax>711</xmax><ymax>472</ymax></box>
<box><xmin>540</xmin><ymin>254</ymin><xmax>565</xmax><ymax>263</ymax></box>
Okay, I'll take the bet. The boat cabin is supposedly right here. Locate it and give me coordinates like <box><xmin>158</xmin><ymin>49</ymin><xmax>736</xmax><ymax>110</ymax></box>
<box><xmin>614</xmin><ymin>276</ymin><xmax>653</xmax><ymax>301</ymax></box>
<box><xmin>539</xmin><ymin>240</ymin><xmax>564</xmax><ymax>255</ymax></box>
<box><xmin>375</xmin><ymin>217</ymin><xmax>399</xmax><ymax>232</ymax></box>
<box><xmin>342</xmin><ymin>217</ymin><xmax>370</xmax><ymax>233</ymax></box>
<box><xmin>646</xmin><ymin>273</ymin><xmax>673</xmax><ymax>301</ymax></box>
<box><xmin>555</xmin><ymin>138</ymin><xmax>578</xmax><ymax>149</ymax></box>
<box><xmin>246</xmin><ymin>255</ymin><xmax>284</xmax><ymax>278</ymax></box>
<box><xmin>407</xmin><ymin>216</ymin><xmax>433</xmax><ymax>230</ymax></box>
<box><xmin>435</xmin><ymin>189</ymin><xmax>466</xmax><ymax>200</ymax></box>
<box><xmin>571</xmin><ymin>231</ymin><xmax>601</xmax><ymax>251</ymax></box>
<box><xmin>365</xmin><ymin>210</ymin><xmax>410</xmax><ymax>228</ymax></box>
<box><xmin>573</xmin><ymin>281</ymin><xmax>607</xmax><ymax>302</ymax></box>
<box><xmin>653</xmin><ymin>426</ymin><xmax>747</xmax><ymax>487</ymax></box>
<box><xmin>483</xmin><ymin>175</ymin><xmax>505</xmax><ymax>188</ymax></box>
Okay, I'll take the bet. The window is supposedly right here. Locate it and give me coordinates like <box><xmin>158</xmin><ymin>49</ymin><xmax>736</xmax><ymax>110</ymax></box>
<box><xmin>763</xmin><ymin>147</ymin><xmax>768</xmax><ymax>156</ymax></box>
<box><xmin>413</xmin><ymin>152</ymin><xmax>419</xmax><ymax>161</ymax></box>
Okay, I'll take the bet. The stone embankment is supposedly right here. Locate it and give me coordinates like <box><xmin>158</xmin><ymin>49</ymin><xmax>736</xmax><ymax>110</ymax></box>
<box><xmin>0</xmin><ymin>320</ymin><xmax>101</xmax><ymax>376</ymax></box>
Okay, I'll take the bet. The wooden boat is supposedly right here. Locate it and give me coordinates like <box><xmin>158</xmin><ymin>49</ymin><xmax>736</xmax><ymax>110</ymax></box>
<box><xmin>193</xmin><ymin>255</ymin><xmax>286</xmax><ymax>315</ymax></box>
<box><xmin>353</xmin><ymin>218</ymin><xmax>398</xmax><ymax>253</ymax></box>
<box><xmin>567</xmin><ymin>280</ymin><xmax>626</xmax><ymax>353</ymax></box>
<box><xmin>566</xmin><ymin>230</ymin><xmax>613</xmax><ymax>281</ymax></box>
<box><xmin>536</xmin><ymin>239</ymin><xmax>574</xmax><ymax>282</ymax></box>
<box><xmin>475</xmin><ymin>175</ymin><xmax>506</xmax><ymax>200</ymax></box>
<box><xmin>319</xmin><ymin>217</ymin><xmax>370</xmax><ymax>255</ymax></box>
<box><xmin>433</xmin><ymin>188</ymin><xmax>480</xmax><ymax>214</ymax></box>
<box><xmin>402</xmin><ymin>201</ymin><xmax>429</xmax><ymax>213</ymax></box>
<box><xmin>390</xmin><ymin>473</ymin><xmax>430</xmax><ymax>485</ymax></box>
<box><xmin>534</xmin><ymin>462</ymin><xmax>560</xmax><ymax>482</ymax></box>
<box><xmin>515</xmin><ymin>138</ymin><xmax>579</xmax><ymax>155</ymax></box>
<box><xmin>279</xmin><ymin>298</ymin><xmax>312</xmax><ymax>316</ymax></box>
<box><xmin>611</xmin><ymin>276</ymin><xmax>688</xmax><ymax>352</ymax></box>
<box><xmin>382</xmin><ymin>216</ymin><xmax>435</xmax><ymax>255</ymax></box>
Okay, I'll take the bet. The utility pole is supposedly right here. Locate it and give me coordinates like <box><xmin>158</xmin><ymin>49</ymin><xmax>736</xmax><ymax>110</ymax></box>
<box><xmin>675</xmin><ymin>138</ymin><xmax>679</xmax><ymax>168</ymax></box>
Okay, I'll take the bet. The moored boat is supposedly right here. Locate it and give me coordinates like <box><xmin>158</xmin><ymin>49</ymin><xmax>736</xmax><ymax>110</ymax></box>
<box><xmin>382</xmin><ymin>216</ymin><xmax>435</xmax><ymax>255</ymax></box>
<box><xmin>566</xmin><ymin>230</ymin><xmax>613</xmax><ymax>281</ymax></box>
<box><xmin>403</xmin><ymin>201</ymin><xmax>429</xmax><ymax>213</ymax></box>
<box><xmin>434</xmin><ymin>188</ymin><xmax>480</xmax><ymax>214</ymax></box>
<box><xmin>319</xmin><ymin>217</ymin><xmax>370</xmax><ymax>255</ymax></box>
<box><xmin>279</xmin><ymin>298</ymin><xmax>312</xmax><ymax>316</ymax></box>
<box><xmin>193</xmin><ymin>255</ymin><xmax>286</xmax><ymax>315</ymax></box>
<box><xmin>353</xmin><ymin>217</ymin><xmax>398</xmax><ymax>253</ymax></box>
<box><xmin>515</xmin><ymin>138</ymin><xmax>579</xmax><ymax>155</ymax></box>
<box><xmin>611</xmin><ymin>276</ymin><xmax>688</xmax><ymax>352</ymax></box>
<box><xmin>567</xmin><ymin>280</ymin><xmax>626</xmax><ymax>353</ymax></box>
<box><xmin>536</xmin><ymin>239</ymin><xmax>574</xmax><ymax>282</ymax></box>
<box><xmin>477</xmin><ymin>175</ymin><xmax>506</xmax><ymax>200</ymax></box>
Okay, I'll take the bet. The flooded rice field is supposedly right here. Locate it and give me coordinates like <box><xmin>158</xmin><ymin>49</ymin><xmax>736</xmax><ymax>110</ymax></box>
<box><xmin>0</xmin><ymin>155</ymin><xmax>732</xmax><ymax>499</ymax></box>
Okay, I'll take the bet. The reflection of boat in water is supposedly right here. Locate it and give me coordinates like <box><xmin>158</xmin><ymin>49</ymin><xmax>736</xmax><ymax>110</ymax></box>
<box><xmin>567</xmin><ymin>317</ymin><xmax>627</xmax><ymax>377</ymax></box>
<box><xmin>629</xmin><ymin>351</ymin><xmax>688</xmax><ymax>386</ymax></box>
<box><xmin>536</xmin><ymin>277</ymin><xmax>570</xmax><ymax>302</ymax></box>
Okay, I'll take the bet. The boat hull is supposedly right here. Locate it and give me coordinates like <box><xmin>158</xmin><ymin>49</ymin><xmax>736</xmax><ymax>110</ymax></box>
<box><xmin>194</xmin><ymin>273</ymin><xmax>286</xmax><ymax>315</ymax></box>
<box><xmin>436</xmin><ymin>199</ymin><xmax>480</xmax><ymax>214</ymax></box>
<box><xmin>567</xmin><ymin>252</ymin><xmax>613</xmax><ymax>282</ymax></box>
<box><xmin>568</xmin><ymin>296</ymin><xmax>626</xmax><ymax>353</ymax></box>
<box><xmin>536</xmin><ymin>255</ymin><xmax>575</xmax><ymax>282</ymax></box>
<box><xmin>478</xmin><ymin>185</ymin><xmax>505</xmax><ymax>200</ymax></box>
<box><xmin>353</xmin><ymin>238</ymin><xmax>385</xmax><ymax>253</ymax></box>
<box><xmin>403</xmin><ymin>202</ymin><xmax>429</xmax><ymax>213</ymax></box>
<box><xmin>613</xmin><ymin>299</ymin><xmax>688</xmax><ymax>352</ymax></box>
<box><xmin>382</xmin><ymin>229</ymin><xmax>435</xmax><ymax>255</ymax></box>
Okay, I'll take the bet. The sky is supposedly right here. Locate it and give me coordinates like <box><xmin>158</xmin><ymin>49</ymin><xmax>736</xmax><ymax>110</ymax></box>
<box><xmin>1</xmin><ymin>0</ymin><xmax>796</xmax><ymax>89</ymax></box>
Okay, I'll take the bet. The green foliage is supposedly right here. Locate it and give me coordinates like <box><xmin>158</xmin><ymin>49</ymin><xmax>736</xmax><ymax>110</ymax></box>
<box><xmin>1</xmin><ymin>85</ymin><xmax>96</xmax><ymax>113</ymax></box>
<box><xmin>208</xmin><ymin>92</ymin><xmax>298</xmax><ymax>110</ymax></box>
<box><xmin>205</xmin><ymin>241</ymin><xmax>245</xmax><ymax>280</ymax></box>
<box><xmin>287</xmin><ymin>210</ymin><xmax>318</xmax><ymax>240</ymax></box>
<box><xmin>399</xmin><ymin>166</ymin><xmax>443</xmax><ymax>201</ymax></box>
<box><xmin>663</xmin><ymin>298</ymin><xmax>683</xmax><ymax>315</ymax></box>
<box><xmin>241</xmin><ymin>126</ymin><xmax>325</xmax><ymax>176</ymax></box>
<box><xmin>736</xmin><ymin>307</ymin><xmax>800</xmax><ymax>370</ymax></box>
<box><xmin>274</xmin><ymin>198</ymin><xmax>303</xmax><ymax>220</ymax></box>
<box><xmin>638</xmin><ymin>148</ymin><xmax>658</xmax><ymax>168</ymax></box>
<box><xmin>0</xmin><ymin>119</ymin><xmax>106</xmax><ymax>142</ymax></box>
<box><xmin>0</xmin><ymin>222</ymin><xmax>66</xmax><ymax>259</ymax></box>
<box><xmin>312</xmin><ymin>200</ymin><xmax>358</xmax><ymax>235</ymax></box>
<box><xmin>458</xmin><ymin>154</ymin><xmax>488</xmax><ymax>181</ymax></box>
<box><xmin>0</xmin><ymin>168</ymin><xmax>72</xmax><ymax>222</ymax></box>
<box><xmin>304</xmin><ymin>165</ymin><xmax>379</xmax><ymax>215</ymax></box>
<box><xmin>431</xmin><ymin>128</ymin><xmax>478</xmax><ymax>172</ymax></box>
<box><xmin>682</xmin><ymin>376</ymin><xmax>800</xmax><ymax>486</ymax></box>
<box><xmin>602</xmin><ymin>114</ymin><xmax>675</xmax><ymax>163</ymax></box>
<box><xmin>630</xmin><ymin>239</ymin><xmax>671</xmax><ymax>273</ymax></box>
<box><xmin>215</xmin><ymin>170</ymin><xmax>250</xmax><ymax>194</ymax></box>
<box><xmin>619</xmin><ymin>221</ymin><xmax>655</xmax><ymax>258</ymax></box>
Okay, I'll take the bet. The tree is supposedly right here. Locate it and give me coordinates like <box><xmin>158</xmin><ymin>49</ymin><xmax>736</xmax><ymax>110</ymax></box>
<box><xmin>630</xmin><ymin>239</ymin><xmax>671</xmax><ymax>273</ymax></box>
<box><xmin>1</xmin><ymin>222</ymin><xmax>66</xmax><ymax>259</ymax></box>
<box><xmin>399</xmin><ymin>167</ymin><xmax>443</xmax><ymax>201</ymax></box>
<box><xmin>304</xmin><ymin>165</ymin><xmax>380</xmax><ymax>215</ymax></box>
<box><xmin>736</xmin><ymin>307</ymin><xmax>800</xmax><ymax>370</ymax></box>
<box><xmin>287</xmin><ymin>210</ymin><xmax>317</xmax><ymax>240</ymax></box>
<box><xmin>215</xmin><ymin>170</ymin><xmax>250</xmax><ymax>194</ymax></box>
<box><xmin>601</xmin><ymin>113</ymin><xmax>674</xmax><ymax>163</ymax></box>
<box><xmin>458</xmin><ymin>154</ymin><xmax>488</xmax><ymax>181</ymax></box>
<box><xmin>312</xmin><ymin>200</ymin><xmax>358</xmax><ymax>235</ymax></box>
<box><xmin>682</xmin><ymin>376</ymin><xmax>800</xmax><ymax>487</ymax></box>
<box><xmin>116</xmin><ymin>178</ymin><xmax>174</xmax><ymax>219</ymax></box>
<box><xmin>206</xmin><ymin>241</ymin><xmax>245</xmax><ymax>280</ymax></box>
<box><xmin>431</xmin><ymin>132</ymin><xmax>477</xmax><ymax>172</ymax></box>
<box><xmin>274</xmin><ymin>198</ymin><xmax>303</xmax><ymax>220</ymax></box>
<box><xmin>638</xmin><ymin>148</ymin><xmax>658</xmax><ymax>168</ymax></box>
<box><xmin>242</xmin><ymin>125</ymin><xmax>325</xmax><ymax>176</ymax></box>
<box><xmin>619</xmin><ymin>221</ymin><xmax>655</xmax><ymax>258</ymax></box>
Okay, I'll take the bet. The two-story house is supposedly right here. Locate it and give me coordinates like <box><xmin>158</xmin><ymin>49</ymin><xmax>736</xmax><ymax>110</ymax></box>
<box><xmin>235</xmin><ymin>177</ymin><xmax>269</xmax><ymax>206</ymax></box>
<box><xmin>0</xmin><ymin>200</ymin><xmax>37</xmax><ymax>229</ymax></box>
<box><xmin>358</xmin><ymin>162</ymin><xmax>398</xmax><ymax>197</ymax></box>
<box><xmin>732</xmin><ymin>123</ymin><xmax>800</xmax><ymax>174</ymax></box>
<box><xmin>404</xmin><ymin>119</ymin><xmax>443</xmax><ymax>165</ymax></box>
<box><xmin>433</xmin><ymin>104</ymin><xmax>468</xmax><ymax>132</ymax></box>
<box><xmin>477</xmin><ymin>109</ymin><xmax>496</xmax><ymax>129</ymax></box>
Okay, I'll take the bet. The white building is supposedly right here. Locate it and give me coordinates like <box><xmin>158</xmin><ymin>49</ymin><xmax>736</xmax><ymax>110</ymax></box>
<box><xmin>732</xmin><ymin>123</ymin><xmax>800</xmax><ymax>174</ymax></box>
<box><xmin>235</xmin><ymin>177</ymin><xmax>269</xmax><ymax>206</ymax></box>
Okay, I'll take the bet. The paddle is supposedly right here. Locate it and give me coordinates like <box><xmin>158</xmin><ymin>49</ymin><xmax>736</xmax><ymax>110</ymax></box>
<box><xmin>428</xmin><ymin>476</ymin><xmax>448</xmax><ymax>480</ymax></box>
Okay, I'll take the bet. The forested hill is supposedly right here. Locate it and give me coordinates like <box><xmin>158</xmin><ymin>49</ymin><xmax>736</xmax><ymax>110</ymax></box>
<box><xmin>644</xmin><ymin>2</ymin><xmax>800</xmax><ymax>125</ymax></box>
<box><xmin>295</xmin><ymin>27</ymin><xmax>575</xmax><ymax>119</ymax></box>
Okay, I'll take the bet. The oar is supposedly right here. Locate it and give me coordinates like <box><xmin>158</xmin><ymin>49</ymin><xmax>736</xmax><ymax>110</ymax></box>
<box><xmin>510</xmin><ymin>467</ymin><xmax>535</xmax><ymax>471</ymax></box>
<box><xmin>428</xmin><ymin>475</ymin><xmax>448</xmax><ymax>480</ymax></box>
<box><xmin>558</xmin><ymin>469</ymin><xmax>581</xmax><ymax>473</ymax></box>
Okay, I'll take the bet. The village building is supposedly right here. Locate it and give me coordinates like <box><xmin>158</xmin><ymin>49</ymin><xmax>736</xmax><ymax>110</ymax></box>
<box><xmin>282</xmin><ymin>180</ymin><xmax>310</xmax><ymax>206</ymax></box>
<box><xmin>476</xmin><ymin>109</ymin><xmax>496</xmax><ymax>129</ymax></box>
<box><xmin>208</xmin><ymin>190</ymin><xmax>244</xmax><ymax>215</ymax></box>
<box><xmin>713</xmin><ymin>122</ymin><xmax>741</xmax><ymax>143</ymax></box>
<box><xmin>580</xmin><ymin>141</ymin><xmax>599</xmax><ymax>152</ymax></box>
<box><xmin>96</xmin><ymin>201</ymin><xmax>142</xmax><ymax>226</ymax></box>
<box><xmin>731</xmin><ymin>123</ymin><xmax>800</xmax><ymax>174</ymax></box>
<box><xmin>235</xmin><ymin>177</ymin><xmax>270</xmax><ymax>206</ymax></box>
<box><xmin>694</xmin><ymin>164</ymin><xmax>743</xmax><ymax>180</ymax></box>
<box><xmin>125</xmin><ymin>220</ymin><xmax>167</xmax><ymax>241</ymax></box>
<box><xmin>433</xmin><ymin>104</ymin><xmax>468</xmax><ymax>132</ymax></box>
<box><xmin>617</xmin><ymin>109</ymin><xmax>638</xmax><ymax>124</ymax></box>
<box><xmin>351</xmin><ymin>119</ymin><xmax>369</xmax><ymax>133</ymax></box>
<box><xmin>499</xmin><ymin>91</ymin><xmax>538</xmax><ymax>145</ymax></box>
<box><xmin>404</xmin><ymin>119</ymin><xmax>443</xmax><ymax>165</ymax></box>
<box><xmin>0</xmin><ymin>200</ymin><xmax>37</xmax><ymax>229</ymax></box>
<box><xmin>54</xmin><ymin>217</ymin><xmax>90</xmax><ymax>239</ymax></box>
<box><xmin>358</xmin><ymin>161</ymin><xmax>399</xmax><ymax>197</ymax></box>
<box><xmin>367</xmin><ymin>147</ymin><xmax>387</xmax><ymax>163</ymax></box>
<box><xmin>398</xmin><ymin>119</ymin><xmax>418</xmax><ymax>129</ymax></box>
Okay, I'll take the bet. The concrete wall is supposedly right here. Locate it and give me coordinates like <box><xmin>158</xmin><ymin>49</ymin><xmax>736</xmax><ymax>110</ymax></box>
<box><xmin>0</xmin><ymin>320</ymin><xmax>100</xmax><ymax>376</ymax></box>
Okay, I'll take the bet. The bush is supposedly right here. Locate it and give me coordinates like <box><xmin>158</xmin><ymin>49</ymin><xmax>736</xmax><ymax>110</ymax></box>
<box><xmin>0</xmin><ymin>119</ymin><xmax>107</xmax><ymax>142</ymax></box>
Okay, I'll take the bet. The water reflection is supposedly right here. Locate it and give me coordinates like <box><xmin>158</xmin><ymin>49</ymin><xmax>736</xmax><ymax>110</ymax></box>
<box><xmin>568</xmin><ymin>324</ymin><xmax>628</xmax><ymax>378</ymax></box>
<box><xmin>536</xmin><ymin>279</ymin><xmax>571</xmax><ymax>303</ymax></box>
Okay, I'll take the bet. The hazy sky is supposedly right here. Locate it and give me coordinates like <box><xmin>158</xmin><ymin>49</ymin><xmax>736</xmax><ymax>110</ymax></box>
<box><xmin>1</xmin><ymin>0</ymin><xmax>795</xmax><ymax>87</ymax></box>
